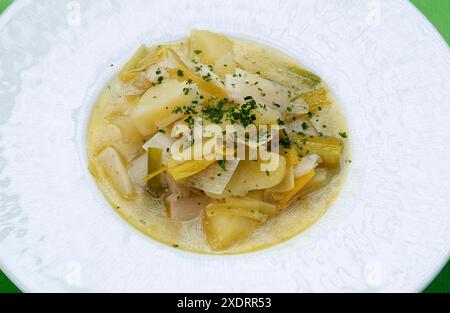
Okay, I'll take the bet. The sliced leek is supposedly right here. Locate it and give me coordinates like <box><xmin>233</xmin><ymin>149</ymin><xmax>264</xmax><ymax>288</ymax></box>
<box><xmin>278</xmin><ymin>170</ymin><xmax>315</xmax><ymax>208</ymax></box>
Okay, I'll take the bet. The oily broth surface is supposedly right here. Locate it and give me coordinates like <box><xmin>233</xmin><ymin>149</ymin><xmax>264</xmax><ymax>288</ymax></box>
<box><xmin>87</xmin><ymin>38</ymin><xmax>349</xmax><ymax>254</ymax></box>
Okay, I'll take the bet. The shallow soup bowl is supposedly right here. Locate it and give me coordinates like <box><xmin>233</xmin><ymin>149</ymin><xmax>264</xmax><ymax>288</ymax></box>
<box><xmin>0</xmin><ymin>0</ymin><xmax>449</xmax><ymax>292</ymax></box>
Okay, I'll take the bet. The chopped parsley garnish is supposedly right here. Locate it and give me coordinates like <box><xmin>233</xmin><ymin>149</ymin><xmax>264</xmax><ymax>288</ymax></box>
<box><xmin>184</xmin><ymin>115</ymin><xmax>195</xmax><ymax>126</ymax></box>
<box><xmin>202</xmin><ymin>72</ymin><xmax>212</xmax><ymax>82</ymax></box>
<box><xmin>194</xmin><ymin>50</ymin><xmax>202</xmax><ymax>55</ymax></box>
<box><xmin>177</xmin><ymin>69</ymin><xmax>184</xmax><ymax>77</ymax></box>
<box><xmin>301</xmin><ymin>122</ymin><xmax>309</xmax><ymax>130</ymax></box>
<box><xmin>339</xmin><ymin>132</ymin><xmax>348</xmax><ymax>138</ymax></box>
<box><xmin>277</xmin><ymin>118</ymin><xmax>285</xmax><ymax>126</ymax></box>
<box><xmin>226</xmin><ymin>98</ymin><xmax>258</xmax><ymax>127</ymax></box>
<box><xmin>202</xmin><ymin>98</ymin><xmax>228</xmax><ymax>124</ymax></box>
<box><xmin>218</xmin><ymin>160</ymin><xmax>227</xmax><ymax>170</ymax></box>
<box><xmin>172</xmin><ymin>107</ymin><xmax>182</xmax><ymax>114</ymax></box>
<box><xmin>280</xmin><ymin>137</ymin><xmax>292</xmax><ymax>149</ymax></box>
<box><xmin>158</xmin><ymin>129</ymin><xmax>166</xmax><ymax>134</ymax></box>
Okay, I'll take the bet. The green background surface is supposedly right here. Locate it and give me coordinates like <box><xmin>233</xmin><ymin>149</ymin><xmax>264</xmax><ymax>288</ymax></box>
<box><xmin>0</xmin><ymin>0</ymin><xmax>449</xmax><ymax>293</ymax></box>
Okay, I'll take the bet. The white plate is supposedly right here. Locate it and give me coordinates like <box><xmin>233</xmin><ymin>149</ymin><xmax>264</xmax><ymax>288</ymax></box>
<box><xmin>1</xmin><ymin>0</ymin><xmax>449</xmax><ymax>292</ymax></box>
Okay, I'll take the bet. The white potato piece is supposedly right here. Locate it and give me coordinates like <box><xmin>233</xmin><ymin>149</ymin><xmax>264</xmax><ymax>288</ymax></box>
<box><xmin>294</xmin><ymin>154</ymin><xmax>322</xmax><ymax>178</ymax></box>
<box><xmin>253</xmin><ymin>105</ymin><xmax>281</xmax><ymax>125</ymax></box>
<box><xmin>127</xmin><ymin>152</ymin><xmax>147</xmax><ymax>189</ymax></box>
<box><xmin>206</xmin><ymin>204</ymin><xmax>268</xmax><ymax>223</ymax></box>
<box><xmin>181</xmin><ymin>159</ymin><xmax>240</xmax><ymax>194</ymax></box>
<box><xmin>289</xmin><ymin>97</ymin><xmax>309</xmax><ymax>115</ymax></box>
<box><xmin>131</xmin><ymin>79</ymin><xmax>199</xmax><ymax>136</ymax></box>
<box><xmin>213</xmin><ymin>52</ymin><xmax>236</xmax><ymax>78</ymax></box>
<box><xmin>266</xmin><ymin>164</ymin><xmax>295</xmax><ymax>193</ymax></box>
<box><xmin>226</xmin><ymin>69</ymin><xmax>289</xmax><ymax>111</ymax></box>
<box><xmin>189</xmin><ymin>29</ymin><xmax>234</xmax><ymax>65</ymax></box>
<box><xmin>174</xmin><ymin>48</ymin><xmax>227</xmax><ymax>91</ymax></box>
<box><xmin>142</xmin><ymin>132</ymin><xmax>175</xmax><ymax>164</ymax></box>
<box><xmin>204</xmin><ymin>211</ymin><xmax>261</xmax><ymax>251</ymax></box>
<box><xmin>206</xmin><ymin>153</ymin><xmax>286</xmax><ymax>198</ymax></box>
<box><xmin>97</xmin><ymin>146</ymin><xmax>135</xmax><ymax>199</ymax></box>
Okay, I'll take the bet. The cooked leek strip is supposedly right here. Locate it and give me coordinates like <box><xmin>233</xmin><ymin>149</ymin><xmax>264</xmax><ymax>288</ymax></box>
<box><xmin>233</xmin><ymin>41</ymin><xmax>320</xmax><ymax>91</ymax></box>
<box><xmin>298</xmin><ymin>137</ymin><xmax>343</xmax><ymax>169</ymax></box>
<box><xmin>142</xmin><ymin>132</ymin><xmax>175</xmax><ymax>164</ymax></box>
<box><xmin>298</xmin><ymin>168</ymin><xmax>332</xmax><ymax>198</ymax></box>
<box><xmin>289</xmin><ymin>96</ymin><xmax>309</xmax><ymax>115</ymax></box>
<box><xmin>288</xmin><ymin>66</ymin><xmax>321</xmax><ymax>84</ymax></box>
<box><xmin>294</xmin><ymin>154</ymin><xmax>322</xmax><ymax>178</ymax></box>
<box><xmin>168</xmin><ymin>64</ymin><xmax>227</xmax><ymax>99</ymax></box>
<box><xmin>144</xmin><ymin>166</ymin><xmax>167</xmax><ymax>182</ymax></box>
<box><xmin>167</xmin><ymin>158</ymin><xmax>216</xmax><ymax>181</ymax></box>
<box><xmin>126</xmin><ymin>95</ymin><xmax>140</xmax><ymax>106</ymax></box>
<box><xmin>282</xmin><ymin>148</ymin><xmax>301</xmax><ymax>166</ymax></box>
<box><xmin>146</xmin><ymin>148</ymin><xmax>164</xmax><ymax>197</ymax></box>
<box><xmin>296</xmin><ymin>88</ymin><xmax>330</xmax><ymax>113</ymax></box>
<box><xmin>278</xmin><ymin>170</ymin><xmax>315</xmax><ymax>208</ymax></box>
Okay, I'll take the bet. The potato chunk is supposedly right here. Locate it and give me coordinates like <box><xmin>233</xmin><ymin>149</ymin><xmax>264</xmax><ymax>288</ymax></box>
<box><xmin>189</xmin><ymin>29</ymin><xmax>234</xmax><ymax>65</ymax></box>
<box><xmin>204</xmin><ymin>212</ymin><xmax>261</xmax><ymax>251</ymax></box>
<box><xmin>131</xmin><ymin>79</ymin><xmax>198</xmax><ymax>136</ymax></box>
<box><xmin>213</xmin><ymin>52</ymin><xmax>236</xmax><ymax>78</ymax></box>
<box><xmin>206</xmin><ymin>204</ymin><xmax>268</xmax><ymax>223</ymax></box>
<box><xmin>97</xmin><ymin>147</ymin><xmax>135</xmax><ymax>199</ymax></box>
<box><xmin>119</xmin><ymin>45</ymin><xmax>160</xmax><ymax>82</ymax></box>
<box><xmin>266</xmin><ymin>164</ymin><xmax>295</xmax><ymax>193</ymax></box>
<box><xmin>206</xmin><ymin>153</ymin><xmax>286</xmax><ymax>198</ymax></box>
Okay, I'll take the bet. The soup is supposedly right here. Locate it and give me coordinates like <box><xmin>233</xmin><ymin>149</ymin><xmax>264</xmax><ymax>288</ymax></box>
<box><xmin>87</xmin><ymin>30</ymin><xmax>349</xmax><ymax>254</ymax></box>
